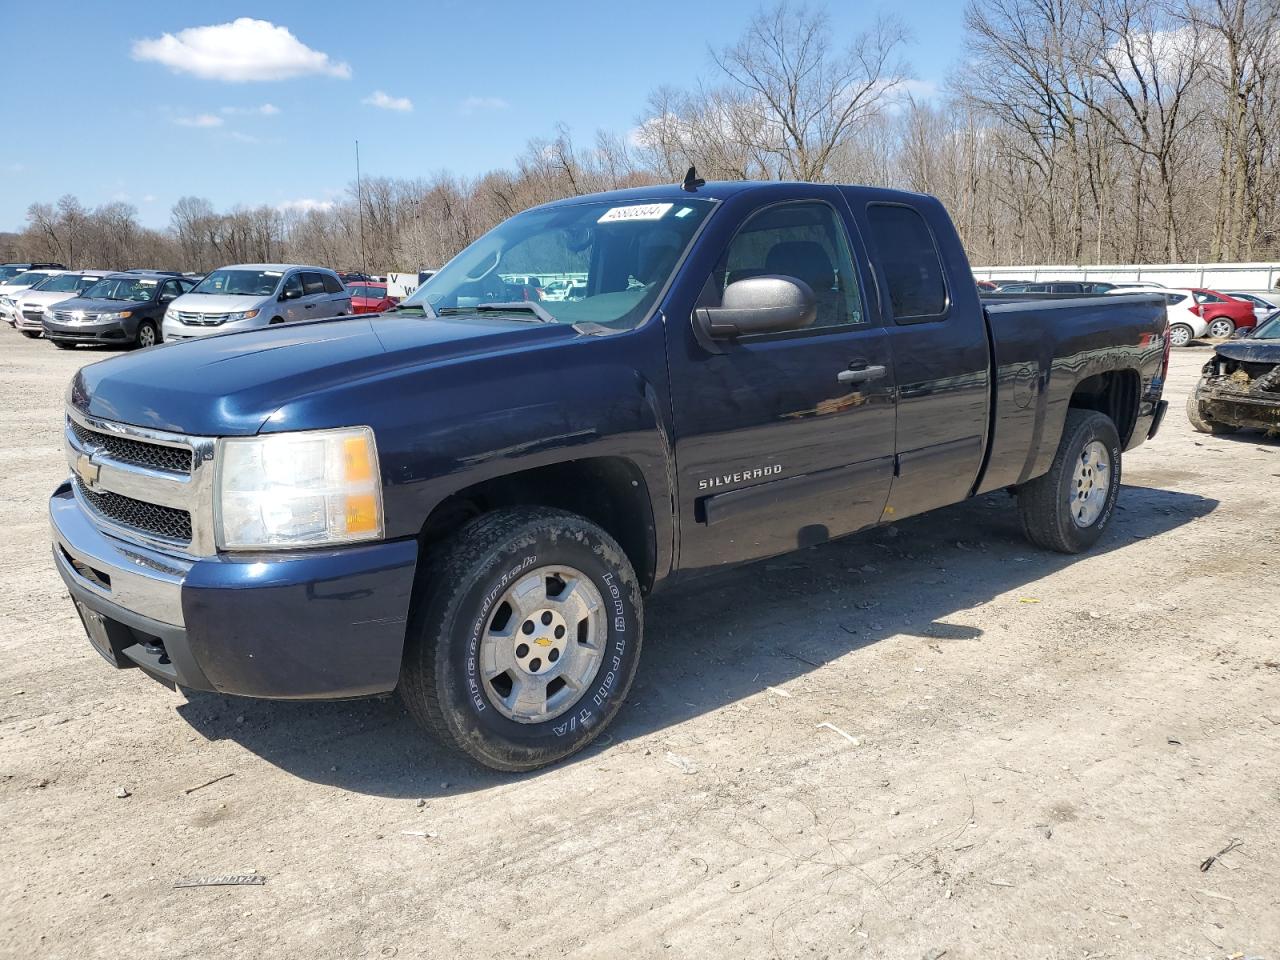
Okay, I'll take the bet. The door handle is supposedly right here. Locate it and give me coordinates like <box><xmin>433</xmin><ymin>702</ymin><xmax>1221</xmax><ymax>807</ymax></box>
<box><xmin>304</xmin><ymin>303</ymin><xmax>315</xmax><ymax>309</ymax></box>
<box><xmin>837</xmin><ymin>364</ymin><xmax>886</xmax><ymax>384</ymax></box>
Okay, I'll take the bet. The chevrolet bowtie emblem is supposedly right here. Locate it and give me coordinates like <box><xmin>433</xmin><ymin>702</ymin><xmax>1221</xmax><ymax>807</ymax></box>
<box><xmin>75</xmin><ymin>453</ymin><xmax>100</xmax><ymax>488</ymax></box>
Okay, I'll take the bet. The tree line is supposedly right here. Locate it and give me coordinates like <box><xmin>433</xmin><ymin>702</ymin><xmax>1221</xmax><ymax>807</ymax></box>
<box><xmin>5</xmin><ymin>0</ymin><xmax>1279</xmax><ymax>273</ymax></box>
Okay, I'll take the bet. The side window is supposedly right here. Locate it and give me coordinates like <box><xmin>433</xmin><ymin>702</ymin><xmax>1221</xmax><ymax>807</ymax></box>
<box><xmin>866</xmin><ymin>203</ymin><xmax>948</xmax><ymax>321</ymax></box>
<box><xmin>321</xmin><ymin>273</ymin><xmax>345</xmax><ymax>294</ymax></box>
<box><xmin>1166</xmin><ymin>293</ymin><xmax>1187</xmax><ymax>305</ymax></box>
<box><xmin>282</xmin><ymin>273</ymin><xmax>304</xmax><ymax>299</ymax></box>
<box><xmin>302</xmin><ymin>272</ymin><xmax>327</xmax><ymax>296</ymax></box>
<box><xmin>710</xmin><ymin>201</ymin><xmax>865</xmax><ymax>329</ymax></box>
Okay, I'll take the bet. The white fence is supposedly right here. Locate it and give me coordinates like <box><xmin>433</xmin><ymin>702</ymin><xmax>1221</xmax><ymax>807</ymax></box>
<box><xmin>972</xmin><ymin>262</ymin><xmax>1280</xmax><ymax>293</ymax></box>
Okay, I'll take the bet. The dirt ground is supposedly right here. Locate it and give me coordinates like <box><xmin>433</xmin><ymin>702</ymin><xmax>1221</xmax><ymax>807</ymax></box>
<box><xmin>0</xmin><ymin>334</ymin><xmax>1277</xmax><ymax>960</ymax></box>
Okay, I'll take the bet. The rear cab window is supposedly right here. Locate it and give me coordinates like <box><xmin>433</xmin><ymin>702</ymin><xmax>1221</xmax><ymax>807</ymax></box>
<box><xmin>866</xmin><ymin>203</ymin><xmax>949</xmax><ymax>322</ymax></box>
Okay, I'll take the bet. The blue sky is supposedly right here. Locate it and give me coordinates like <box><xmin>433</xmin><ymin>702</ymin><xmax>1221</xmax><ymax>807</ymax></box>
<box><xmin>0</xmin><ymin>1</ymin><xmax>963</xmax><ymax>231</ymax></box>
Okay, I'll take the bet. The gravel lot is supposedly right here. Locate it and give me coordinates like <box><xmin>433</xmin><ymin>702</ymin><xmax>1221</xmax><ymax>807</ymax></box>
<box><xmin>1</xmin><ymin>335</ymin><xmax>1277</xmax><ymax>960</ymax></box>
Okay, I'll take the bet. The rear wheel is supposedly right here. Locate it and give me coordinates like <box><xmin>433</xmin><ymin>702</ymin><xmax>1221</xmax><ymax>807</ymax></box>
<box><xmin>1186</xmin><ymin>388</ymin><xmax>1238</xmax><ymax>434</ymax></box>
<box><xmin>1168</xmin><ymin>323</ymin><xmax>1193</xmax><ymax>347</ymax></box>
<box><xmin>1207</xmin><ymin>317</ymin><xmax>1235</xmax><ymax>339</ymax></box>
<box><xmin>134</xmin><ymin>320</ymin><xmax>158</xmax><ymax>349</ymax></box>
<box><xmin>400</xmin><ymin>507</ymin><xmax>643</xmax><ymax>771</ymax></box>
<box><xmin>20</xmin><ymin>330</ymin><xmax>40</xmax><ymax>339</ymax></box>
<box><xmin>1018</xmin><ymin>410</ymin><xmax>1122</xmax><ymax>554</ymax></box>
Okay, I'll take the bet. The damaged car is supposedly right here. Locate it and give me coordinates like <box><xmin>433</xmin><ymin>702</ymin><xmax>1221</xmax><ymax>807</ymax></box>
<box><xmin>1187</xmin><ymin>309</ymin><xmax>1280</xmax><ymax>435</ymax></box>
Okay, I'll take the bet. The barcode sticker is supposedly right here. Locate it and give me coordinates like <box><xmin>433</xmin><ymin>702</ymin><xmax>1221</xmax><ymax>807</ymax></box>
<box><xmin>597</xmin><ymin>203</ymin><xmax>673</xmax><ymax>223</ymax></box>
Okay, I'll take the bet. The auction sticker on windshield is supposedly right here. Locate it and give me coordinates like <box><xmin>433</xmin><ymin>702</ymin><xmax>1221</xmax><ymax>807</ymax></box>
<box><xmin>598</xmin><ymin>203</ymin><xmax>674</xmax><ymax>223</ymax></box>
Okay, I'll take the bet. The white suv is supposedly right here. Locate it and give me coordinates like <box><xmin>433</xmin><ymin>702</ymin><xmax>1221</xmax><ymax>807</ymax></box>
<box><xmin>162</xmin><ymin>263</ymin><xmax>351</xmax><ymax>342</ymax></box>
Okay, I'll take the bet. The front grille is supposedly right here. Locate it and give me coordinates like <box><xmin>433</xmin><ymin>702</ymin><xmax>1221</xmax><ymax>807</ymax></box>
<box><xmin>176</xmin><ymin>311</ymin><xmax>228</xmax><ymax>326</ymax></box>
<box><xmin>74</xmin><ymin>478</ymin><xmax>193</xmax><ymax>544</ymax></box>
<box><xmin>53</xmin><ymin>309</ymin><xmax>97</xmax><ymax>323</ymax></box>
<box><xmin>69</xmin><ymin>418</ymin><xmax>193</xmax><ymax>474</ymax></box>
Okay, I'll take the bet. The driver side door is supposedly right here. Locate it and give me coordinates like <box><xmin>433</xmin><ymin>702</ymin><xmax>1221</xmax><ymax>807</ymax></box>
<box><xmin>667</xmin><ymin>190</ymin><xmax>897</xmax><ymax>573</ymax></box>
<box><xmin>279</xmin><ymin>272</ymin><xmax>306</xmax><ymax>322</ymax></box>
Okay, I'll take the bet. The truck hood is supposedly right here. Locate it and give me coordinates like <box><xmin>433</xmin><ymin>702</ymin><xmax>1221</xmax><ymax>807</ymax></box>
<box><xmin>1215</xmin><ymin>338</ymin><xmax>1280</xmax><ymax>363</ymax></box>
<box><xmin>71</xmin><ymin>313</ymin><xmax>571</xmax><ymax>436</ymax></box>
<box><xmin>168</xmin><ymin>292</ymin><xmax>272</xmax><ymax>314</ymax></box>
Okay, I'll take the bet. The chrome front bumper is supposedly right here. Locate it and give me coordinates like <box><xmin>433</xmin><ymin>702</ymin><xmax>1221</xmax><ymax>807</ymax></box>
<box><xmin>51</xmin><ymin>483</ymin><xmax>191</xmax><ymax>626</ymax></box>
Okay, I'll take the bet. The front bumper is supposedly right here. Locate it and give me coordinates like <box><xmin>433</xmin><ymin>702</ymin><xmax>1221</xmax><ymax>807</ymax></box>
<box><xmin>51</xmin><ymin>482</ymin><xmax>419</xmax><ymax>699</ymax></box>
<box><xmin>43</xmin><ymin>319</ymin><xmax>132</xmax><ymax>343</ymax></box>
<box><xmin>17</xmin><ymin>309</ymin><xmax>47</xmax><ymax>332</ymax></box>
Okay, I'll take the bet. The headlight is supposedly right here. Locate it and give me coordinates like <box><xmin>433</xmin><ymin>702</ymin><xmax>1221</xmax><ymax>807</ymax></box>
<box><xmin>99</xmin><ymin>310</ymin><xmax>133</xmax><ymax>322</ymax></box>
<box><xmin>215</xmin><ymin>426</ymin><xmax>383</xmax><ymax>550</ymax></box>
<box><xmin>228</xmin><ymin>309</ymin><xmax>260</xmax><ymax>322</ymax></box>
<box><xmin>43</xmin><ymin>307</ymin><xmax>54</xmax><ymax>320</ymax></box>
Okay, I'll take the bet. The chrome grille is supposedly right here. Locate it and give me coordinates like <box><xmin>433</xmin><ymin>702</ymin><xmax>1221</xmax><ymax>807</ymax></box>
<box><xmin>74</xmin><ymin>478</ymin><xmax>193</xmax><ymax>544</ymax></box>
<box><xmin>53</xmin><ymin>309</ymin><xmax>97</xmax><ymax>323</ymax></box>
<box><xmin>68</xmin><ymin>417</ymin><xmax>193</xmax><ymax>474</ymax></box>
<box><xmin>176</xmin><ymin>311</ymin><xmax>228</xmax><ymax>326</ymax></box>
<box><xmin>65</xmin><ymin>407</ymin><xmax>217</xmax><ymax>556</ymax></box>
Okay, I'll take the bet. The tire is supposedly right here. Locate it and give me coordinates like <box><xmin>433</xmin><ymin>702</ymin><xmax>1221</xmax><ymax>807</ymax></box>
<box><xmin>1168</xmin><ymin>323</ymin><xmax>1193</xmax><ymax>347</ymax></box>
<box><xmin>1017</xmin><ymin>410</ymin><xmax>1122</xmax><ymax>554</ymax></box>
<box><xmin>1207</xmin><ymin>317</ymin><xmax>1235</xmax><ymax>339</ymax></box>
<box><xmin>1186</xmin><ymin>388</ymin><xmax>1238</xmax><ymax>434</ymax></box>
<box><xmin>400</xmin><ymin>507</ymin><xmax>643</xmax><ymax>771</ymax></box>
<box><xmin>269</xmin><ymin>316</ymin><xmax>284</xmax><ymax>325</ymax></box>
<box><xmin>52</xmin><ymin>340</ymin><xmax>75</xmax><ymax>350</ymax></box>
<box><xmin>20</xmin><ymin>330</ymin><xmax>40</xmax><ymax>339</ymax></box>
<box><xmin>134</xmin><ymin>320</ymin><xmax>158</xmax><ymax>349</ymax></box>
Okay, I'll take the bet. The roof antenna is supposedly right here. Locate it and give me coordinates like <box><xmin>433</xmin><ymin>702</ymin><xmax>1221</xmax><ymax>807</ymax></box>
<box><xmin>681</xmin><ymin>165</ymin><xmax>705</xmax><ymax>192</ymax></box>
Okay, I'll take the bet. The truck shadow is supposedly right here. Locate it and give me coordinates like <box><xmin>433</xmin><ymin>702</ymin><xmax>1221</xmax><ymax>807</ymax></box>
<box><xmin>175</xmin><ymin>483</ymin><xmax>1216</xmax><ymax>796</ymax></box>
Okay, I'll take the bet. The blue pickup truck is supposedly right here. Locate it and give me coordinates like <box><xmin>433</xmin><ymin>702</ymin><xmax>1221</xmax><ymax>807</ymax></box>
<box><xmin>52</xmin><ymin>179</ymin><xmax>1170</xmax><ymax>770</ymax></box>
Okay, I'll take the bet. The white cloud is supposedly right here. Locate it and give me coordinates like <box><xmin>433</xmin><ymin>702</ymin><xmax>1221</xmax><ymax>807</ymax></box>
<box><xmin>459</xmin><ymin>96</ymin><xmax>510</xmax><ymax>115</ymax></box>
<box><xmin>132</xmin><ymin>18</ymin><xmax>351</xmax><ymax>82</ymax></box>
<box><xmin>363</xmin><ymin>90</ymin><xmax>414</xmax><ymax>112</ymax></box>
<box><xmin>276</xmin><ymin>198</ymin><xmax>336</xmax><ymax>213</ymax></box>
<box><xmin>221</xmin><ymin>103</ymin><xmax>281</xmax><ymax>116</ymax></box>
<box><xmin>142</xmin><ymin>194</ymin><xmax>157</xmax><ymax>203</ymax></box>
<box><xmin>174</xmin><ymin>113</ymin><xmax>224</xmax><ymax>128</ymax></box>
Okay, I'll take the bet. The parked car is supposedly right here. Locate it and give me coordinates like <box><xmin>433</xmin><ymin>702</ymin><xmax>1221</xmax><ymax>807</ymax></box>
<box><xmin>995</xmin><ymin>280</ymin><xmax>1116</xmax><ymax>294</ymax></box>
<box><xmin>14</xmin><ymin>270</ymin><xmax>112</xmax><ymax>338</ymax></box>
<box><xmin>0</xmin><ymin>269</ymin><xmax>67</xmax><ymax>325</ymax></box>
<box><xmin>42</xmin><ymin>272</ymin><xmax>196</xmax><ymax>349</ymax></box>
<box><xmin>542</xmin><ymin>278</ymin><xmax>588</xmax><ymax>301</ymax></box>
<box><xmin>976</xmin><ymin>279</ymin><xmax>997</xmax><ymax>291</ymax></box>
<box><xmin>347</xmin><ymin>281</ymin><xmax>397</xmax><ymax>314</ymax></box>
<box><xmin>1107</xmin><ymin>281</ymin><xmax>1168</xmax><ymax>290</ymax></box>
<box><xmin>1187</xmin><ymin>309</ymin><xmax>1280</xmax><ymax>434</ymax></box>
<box><xmin>51</xmin><ymin>179</ymin><xmax>1168</xmax><ymax>771</ymax></box>
<box><xmin>162</xmin><ymin>264</ymin><xmax>351</xmax><ymax>342</ymax></box>
<box><xmin>0</xmin><ymin>261</ymin><xmax>65</xmax><ymax>283</ymax></box>
<box><xmin>1189</xmin><ymin>288</ymin><xmax>1257</xmax><ymax>340</ymax></box>
<box><xmin>1152</xmin><ymin>289</ymin><xmax>1210</xmax><ymax>347</ymax></box>
<box><xmin>1219</xmin><ymin>291</ymin><xmax>1277</xmax><ymax>324</ymax></box>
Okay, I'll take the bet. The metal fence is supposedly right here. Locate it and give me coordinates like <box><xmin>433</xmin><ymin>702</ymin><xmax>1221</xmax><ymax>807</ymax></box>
<box><xmin>971</xmin><ymin>262</ymin><xmax>1280</xmax><ymax>293</ymax></box>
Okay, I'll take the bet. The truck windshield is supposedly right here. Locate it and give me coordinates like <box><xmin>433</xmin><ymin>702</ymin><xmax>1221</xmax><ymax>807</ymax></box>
<box><xmin>402</xmin><ymin>198</ymin><xmax>716</xmax><ymax>329</ymax></box>
<box><xmin>192</xmin><ymin>269</ymin><xmax>283</xmax><ymax>297</ymax></box>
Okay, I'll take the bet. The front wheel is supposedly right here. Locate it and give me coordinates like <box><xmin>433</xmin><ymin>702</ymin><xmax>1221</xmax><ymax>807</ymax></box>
<box><xmin>1017</xmin><ymin>410</ymin><xmax>1122</xmax><ymax>554</ymax></box>
<box><xmin>1186</xmin><ymin>388</ymin><xmax>1238</xmax><ymax>434</ymax></box>
<box><xmin>1168</xmin><ymin>323</ymin><xmax>1194</xmax><ymax>347</ymax></box>
<box><xmin>400</xmin><ymin>507</ymin><xmax>643</xmax><ymax>771</ymax></box>
<box><xmin>134</xmin><ymin>320</ymin><xmax>158</xmax><ymax>349</ymax></box>
<box><xmin>1207</xmin><ymin>317</ymin><xmax>1235</xmax><ymax>339</ymax></box>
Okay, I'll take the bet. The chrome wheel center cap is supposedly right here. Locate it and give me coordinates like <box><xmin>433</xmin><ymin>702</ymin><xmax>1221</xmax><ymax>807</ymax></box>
<box><xmin>513</xmin><ymin>607</ymin><xmax>568</xmax><ymax>675</ymax></box>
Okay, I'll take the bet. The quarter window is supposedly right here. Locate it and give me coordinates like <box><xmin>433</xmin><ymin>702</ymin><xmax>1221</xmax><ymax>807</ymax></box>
<box><xmin>710</xmin><ymin>201</ymin><xmax>865</xmax><ymax>329</ymax></box>
<box><xmin>867</xmin><ymin>203</ymin><xmax>948</xmax><ymax>320</ymax></box>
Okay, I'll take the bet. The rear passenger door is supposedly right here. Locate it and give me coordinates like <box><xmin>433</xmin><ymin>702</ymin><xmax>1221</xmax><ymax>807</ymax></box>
<box><xmin>321</xmin><ymin>272</ymin><xmax>351</xmax><ymax>316</ymax></box>
<box><xmin>851</xmin><ymin>197</ymin><xmax>991</xmax><ymax>522</ymax></box>
<box><xmin>300</xmin><ymin>272</ymin><xmax>329</xmax><ymax>318</ymax></box>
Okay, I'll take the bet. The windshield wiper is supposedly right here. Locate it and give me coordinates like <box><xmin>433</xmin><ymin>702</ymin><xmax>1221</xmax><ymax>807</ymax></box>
<box><xmin>473</xmin><ymin>301</ymin><xmax>557</xmax><ymax>324</ymax></box>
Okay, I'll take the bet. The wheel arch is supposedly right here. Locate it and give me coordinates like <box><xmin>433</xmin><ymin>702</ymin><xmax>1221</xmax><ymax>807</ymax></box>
<box><xmin>1068</xmin><ymin>369</ymin><xmax>1141</xmax><ymax>446</ymax></box>
<box><xmin>416</xmin><ymin>456</ymin><xmax>660</xmax><ymax>595</ymax></box>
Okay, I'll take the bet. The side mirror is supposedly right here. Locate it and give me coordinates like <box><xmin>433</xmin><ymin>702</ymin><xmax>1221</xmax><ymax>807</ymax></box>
<box><xmin>280</xmin><ymin>288</ymin><xmax>299</xmax><ymax>301</ymax></box>
<box><xmin>694</xmin><ymin>275</ymin><xmax>816</xmax><ymax>341</ymax></box>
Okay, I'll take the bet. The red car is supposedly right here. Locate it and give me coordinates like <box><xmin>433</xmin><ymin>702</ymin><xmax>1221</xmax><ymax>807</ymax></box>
<box><xmin>346</xmin><ymin>282</ymin><xmax>397</xmax><ymax>314</ymax></box>
<box><xmin>1188</xmin><ymin>288</ymin><xmax>1257</xmax><ymax>339</ymax></box>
